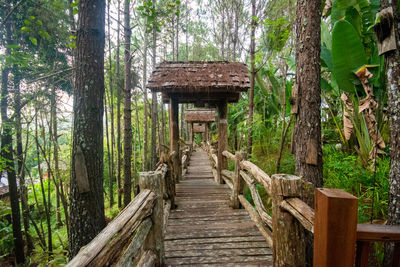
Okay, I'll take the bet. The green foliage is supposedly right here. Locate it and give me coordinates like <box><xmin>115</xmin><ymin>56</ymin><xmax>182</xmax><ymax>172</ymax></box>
<box><xmin>323</xmin><ymin>145</ymin><xmax>389</xmax><ymax>222</ymax></box>
<box><xmin>332</xmin><ymin>20</ymin><xmax>366</xmax><ymax>93</ymax></box>
<box><xmin>0</xmin><ymin>201</ymin><xmax>13</xmax><ymax>259</ymax></box>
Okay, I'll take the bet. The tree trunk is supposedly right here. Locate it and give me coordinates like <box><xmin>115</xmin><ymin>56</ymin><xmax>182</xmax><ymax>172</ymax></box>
<box><xmin>294</xmin><ymin>1</ymin><xmax>322</xmax><ymax>266</ymax></box>
<box><xmin>116</xmin><ymin>0</ymin><xmax>122</xmax><ymax>209</ymax></box>
<box><xmin>247</xmin><ymin>0</ymin><xmax>256</xmax><ymax>157</ymax></box>
<box><xmin>69</xmin><ymin>0</ymin><xmax>106</xmax><ymax>257</ymax></box>
<box><xmin>382</xmin><ymin>1</ymin><xmax>400</xmax><ymax>265</ymax></box>
<box><xmin>1</xmin><ymin>15</ymin><xmax>25</xmax><ymax>262</ymax></box>
<box><xmin>123</xmin><ymin>0</ymin><xmax>133</xmax><ymax>206</ymax></box>
<box><xmin>107</xmin><ymin>0</ymin><xmax>115</xmax><ymax>208</ymax></box>
<box><xmin>151</xmin><ymin>0</ymin><xmax>158</xmax><ymax>171</ymax></box>
<box><xmin>35</xmin><ymin>105</ymin><xmax>52</xmax><ymax>253</ymax></box>
<box><xmin>14</xmin><ymin>72</ymin><xmax>33</xmax><ymax>253</ymax></box>
<box><xmin>294</xmin><ymin>0</ymin><xmax>322</xmax><ymax>186</ymax></box>
<box><xmin>143</xmin><ymin>25</ymin><xmax>149</xmax><ymax>171</ymax></box>
<box><xmin>51</xmin><ymin>86</ymin><xmax>62</xmax><ymax>228</ymax></box>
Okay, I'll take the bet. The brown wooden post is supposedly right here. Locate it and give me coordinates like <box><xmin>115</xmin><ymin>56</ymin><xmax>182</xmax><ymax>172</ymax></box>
<box><xmin>139</xmin><ymin>171</ymin><xmax>164</xmax><ymax>265</ymax></box>
<box><xmin>217</xmin><ymin>100</ymin><xmax>228</xmax><ymax>184</ymax></box>
<box><xmin>169</xmin><ymin>96</ymin><xmax>181</xmax><ymax>183</ymax></box>
<box><xmin>271</xmin><ymin>174</ymin><xmax>306</xmax><ymax>267</ymax></box>
<box><xmin>205</xmin><ymin>123</ymin><xmax>209</xmax><ymax>142</ymax></box>
<box><xmin>231</xmin><ymin>151</ymin><xmax>244</xmax><ymax>209</ymax></box>
<box><xmin>314</xmin><ymin>188</ymin><xmax>358</xmax><ymax>267</ymax></box>
<box><xmin>190</xmin><ymin>122</ymin><xmax>194</xmax><ymax>145</ymax></box>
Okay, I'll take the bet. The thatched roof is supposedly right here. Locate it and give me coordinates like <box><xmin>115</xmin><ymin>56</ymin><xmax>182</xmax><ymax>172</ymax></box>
<box><xmin>148</xmin><ymin>61</ymin><xmax>250</xmax><ymax>104</ymax></box>
<box><xmin>185</xmin><ymin>109</ymin><xmax>215</xmax><ymax>122</ymax></box>
<box><xmin>193</xmin><ymin>124</ymin><xmax>206</xmax><ymax>133</ymax></box>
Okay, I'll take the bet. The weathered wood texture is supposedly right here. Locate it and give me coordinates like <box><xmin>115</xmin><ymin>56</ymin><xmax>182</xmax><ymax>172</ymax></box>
<box><xmin>67</xmin><ymin>190</ymin><xmax>155</xmax><ymax>266</ymax></box>
<box><xmin>271</xmin><ymin>174</ymin><xmax>306</xmax><ymax>267</ymax></box>
<box><xmin>165</xmin><ymin>149</ymin><xmax>272</xmax><ymax>266</ymax></box>
<box><xmin>314</xmin><ymin>188</ymin><xmax>358</xmax><ymax>267</ymax></box>
<box><xmin>217</xmin><ymin>101</ymin><xmax>228</xmax><ymax>184</ymax></box>
<box><xmin>139</xmin><ymin>172</ymin><xmax>164</xmax><ymax>265</ymax></box>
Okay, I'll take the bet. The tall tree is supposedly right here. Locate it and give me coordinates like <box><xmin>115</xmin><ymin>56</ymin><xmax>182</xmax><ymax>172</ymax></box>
<box><xmin>0</xmin><ymin>4</ymin><xmax>25</xmax><ymax>262</ymax></box>
<box><xmin>293</xmin><ymin>0</ymin><xmax>323</xmax><ymax>186</ymax></box>
<box><xmin>381</xmin><ymin>1</ymin><xmax>400</xmax><ymax>265</ymax></box>
<box><xmin>293</xmin><ymin>1</ymin><xmax>322</xmax><ymax>265</ymax></box>
<box><xmin>143</xmin><ymin>22</ymin><xmax>149</xmax><ymax>171</ymax></box>
<box><xmin>116</xmin><ymin>0</ymin><xmax>123</xmax><ymax>209</ymax></box>
<box><xmin>151</xmin><ymin>0</ymin><xmax>158</xmax><ymax>170</ymax></box>
<box><xmin>68</xmin><ymin>0</ymin><xmax>106</xmax><ymax>257</ymax></box>
<box><xmin>123</xmin><ymin>0</ymin><xmax>133</xmax><ymax>206</ymax></box>
<box><xmin>247</xmin><ymin>0</ymin><xmax>256</xmax><ymax>156</ymax></box>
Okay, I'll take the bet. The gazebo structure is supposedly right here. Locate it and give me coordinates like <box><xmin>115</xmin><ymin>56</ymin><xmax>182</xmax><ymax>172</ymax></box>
<box><xmin>185</xmin><ymin>109</ymin><xmax>215</xmax><ymax>143</ymax></box>
<box><xmin>148</xmin><ymin>61</ymin><xmax>250</xmax><ymax>184</ymax></box>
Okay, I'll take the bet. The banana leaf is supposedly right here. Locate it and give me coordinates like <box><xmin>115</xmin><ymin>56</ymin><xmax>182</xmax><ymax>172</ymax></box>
<box><xmin>332</xmin><ymin>19</ymin><xmax>367</xmax><ymax>93</ymax></box>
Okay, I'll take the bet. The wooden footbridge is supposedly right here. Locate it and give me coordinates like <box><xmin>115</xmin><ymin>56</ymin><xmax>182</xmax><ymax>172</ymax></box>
<box><xmin>164</xmin><ymin>149</ymin><xmax>272</xmax><ymax>265</ymax></box>
<box><xmin>68</xmin><ymin>62</ymin><xmax>400</xmax><ymax>266</ymax></box>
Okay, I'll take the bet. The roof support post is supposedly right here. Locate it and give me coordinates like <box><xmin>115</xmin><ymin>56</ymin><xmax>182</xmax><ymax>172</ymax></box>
<box><xmin>169</xmin><ymin>96</ymin><xmax>181</xmax><ymax>183</ymax></box>
<box><xmin>205</xmin><ymin>123</ymin><xmax>209</xmax><ymax>143</ymax></box>
<box><xmin>217</xmin><ymin>100</ymin><xmax>228</xmax><ymax>184</ymax></box>
<box><xmin>190</xmin><ymin>122</ymin><xmax>194</xmax><ymax>145</ymax></box>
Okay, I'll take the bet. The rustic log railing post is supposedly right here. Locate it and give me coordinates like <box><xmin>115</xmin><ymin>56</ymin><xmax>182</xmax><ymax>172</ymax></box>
<box><xmin>139</xmin><ymin>172</ymin><xmax>164</xmax><ymax>265</ymax></box>
<box><xmin>169</xmin><ymin>96</ymin><xmax>181</xmax><ymax>183</ymax></box>
<box><xmin>217</xmin><ymin>100</ymin><xmax>228</xmax><ymax>184</ymax></box>
<box><xmin>231</xmin><ymin>151</ymin><xmax>244</xmax><ymax>209</ymax></box>
<box><xmin>314</xmin><ymin>188</ymin><xmax>358</xmax><ymax>267</ymax></box>
<box><xmin>271</xmin><ymin>174</ymin><xmax>306</xmax><ymax>267</ymax></box>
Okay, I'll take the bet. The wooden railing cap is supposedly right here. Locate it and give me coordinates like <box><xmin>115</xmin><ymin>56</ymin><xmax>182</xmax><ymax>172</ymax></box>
<box><xmin>316</xmin><ymin>188</ymin><xmax>358</xmax><ymax>200</ymax></box>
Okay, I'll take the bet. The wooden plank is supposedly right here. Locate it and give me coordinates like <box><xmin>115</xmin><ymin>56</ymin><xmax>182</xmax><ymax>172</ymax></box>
<box><xmin>357</xmin><ymin>224</ymin><xmax>400</xmax><ymax>242</ymax></box>
<box><xmin>165</xmin><ymin>240</ymin><xmax>268</xmax><ymax>251</ymax></box>
<box><xmin>165</xmin><ymin>226</ymin><xmax>262</xmax><ymax>240</ymax></box>
<box><xmin>222</xmin><ymin>150</ymin><xmax>235</xmax><ymax>161</ymax></box>
<box><xmin>355</xmin><ymin>241</ymin><xmax>370</xmax><ymax>267</ymax></box>
<box><xmin>241</xmin><ymin>171</ymin><xmax>272</xmax><ymax>228</ymax></box>
<box><xmin>280</xmin><ymin>197</ymin><xmax>314</xmax><ymax>233</ymax></box>
<box><xmin>67</xmin><ymin>190</ymin><xmax>155</xmax><ymax>267</ymax></box>
<box><xmin>165</xmin><ymin>235</ymin><xmax>266</xmax><ymax>246</ymax></box>
<box><xmin>116</xmin><ymin>218</ymin><xmax>152</xmax><ymax>267</ymax></box>
<box><xmin>165</xmin><ymin>255</ymin><xmax>272</xmax><ymax>265</ymax></box>
<box><xmin>166</xmin><ymin>247</ymin><xmax>271</xmax><ymax>257</ymax></box>
<box><xmin>136</xmin><ymin>250</ymin><xmax>156</xmax><ymax>267</ymax></box>
<box><xmin>240</xmin><ymin>161</ymin><xmax>271</xmax><ymax>194</ymax></box>
<box><xmin>314</xmin><ymin>188</ymin><xmax>358</xmax><ymax>267</ymax></box>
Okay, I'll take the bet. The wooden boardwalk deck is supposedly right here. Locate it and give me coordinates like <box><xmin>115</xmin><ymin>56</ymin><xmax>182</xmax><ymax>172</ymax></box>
<box><xmin>165</xmin><ymin>149</ymin><xmax>273</xmax><ymax>266</ymax></box>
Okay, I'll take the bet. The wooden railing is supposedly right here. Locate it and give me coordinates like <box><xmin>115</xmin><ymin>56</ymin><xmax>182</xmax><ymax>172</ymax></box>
<box><xmin>205</xmin><ymin>142</ymin><xmax>400</xmax><ymax>267</ymax></box>
<box><xmin>68</xmin><ymin>148</ymin><xmax>192</xmax><ymax>266</ymax></box>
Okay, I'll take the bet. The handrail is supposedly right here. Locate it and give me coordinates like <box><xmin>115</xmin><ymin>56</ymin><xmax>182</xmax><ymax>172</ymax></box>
<box><xmin>207</xmin><ymin>144</ymin><xmax>400</xmax><ymax>267</ymax></box>
<box><xmin>67</xmin><ymin>190</ymin><xmax>156</xmax><ymax>266</ymax></box>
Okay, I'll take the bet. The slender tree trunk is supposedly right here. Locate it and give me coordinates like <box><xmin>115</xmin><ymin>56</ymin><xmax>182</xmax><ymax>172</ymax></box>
<box><xmin>247</xmin><ymin>0</ymin><xmax>256</xmax><ymax>157</ymax></box>
<box><xmin>68</xmin><ymin>0</ymin><xmax>106</xmax><ymax>257</ymax></box>
<box><xmin>35</xmin><ymin>106</ymin><xmax>52</xmax><ymax>253</ymax></box>
<box><xmin>105</xmin><ymin>93</ymin><xmax>113</xmax><ymax>205</ymax></box>
<box><xmin>14</xmin><ymin>73</ymin><xmax>34</xmax><ymax>253</ymax></box>
<box><xmin>143</xmin><ymin>24</ymin><xmax>149</xmax><ymax>171</ymax></box>
<box><xmin>1</xmin><ymin>20</ymin><xmax>25</xmax><ymax>262</ymax></box>
<box><xmin>116</xmin><ymin>0</ymin><xmax>122</xmax><ymax>209</ymax></box>
<box><xmin>123</xmin><ymin>0</ymin><xmax>133</xmax><ymax>206</ymax></box>
<box><xmin>51</xmin><ymin>86</ymin><xmax>62</xmax><ymax>228</ymax></box>
<box><xmin>185</xmin><ymin>0</ymin><xmax>189</xmax><ymax>61</ymax></box>
<box><xmin>382</xmin><ymin>1</ymin><xmax>400</xmax><ymax>265</ymax></box>
<box><xmin>107</xmin><ymin>0</ymin><xmax>115</xmax><ymax>208</ymax></box>
<box><xmin>221</xmin><ymin>0</ymin><xmax>225</xmax><ymax>60</ymax></box>
<box><xmin>151</xmin><ymin>0</ymin><xmax>158</xmax><ymax>170</ymax></box>
<box><xmin>176</xmin><ymin>4</ymin><xmax>180</xmax><ymax>61</ymax></box>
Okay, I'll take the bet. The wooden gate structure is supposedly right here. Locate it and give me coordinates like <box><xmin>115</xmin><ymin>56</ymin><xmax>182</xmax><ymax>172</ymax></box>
<box><xmin>67</xmin><ymin>61</ymin><xmax>400</xmax><ymax>266</ymax></box>
<box><xmin>185</xmin><ymin>109</ymin><xmax>216</xmax><ymax>144</ymax></box>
